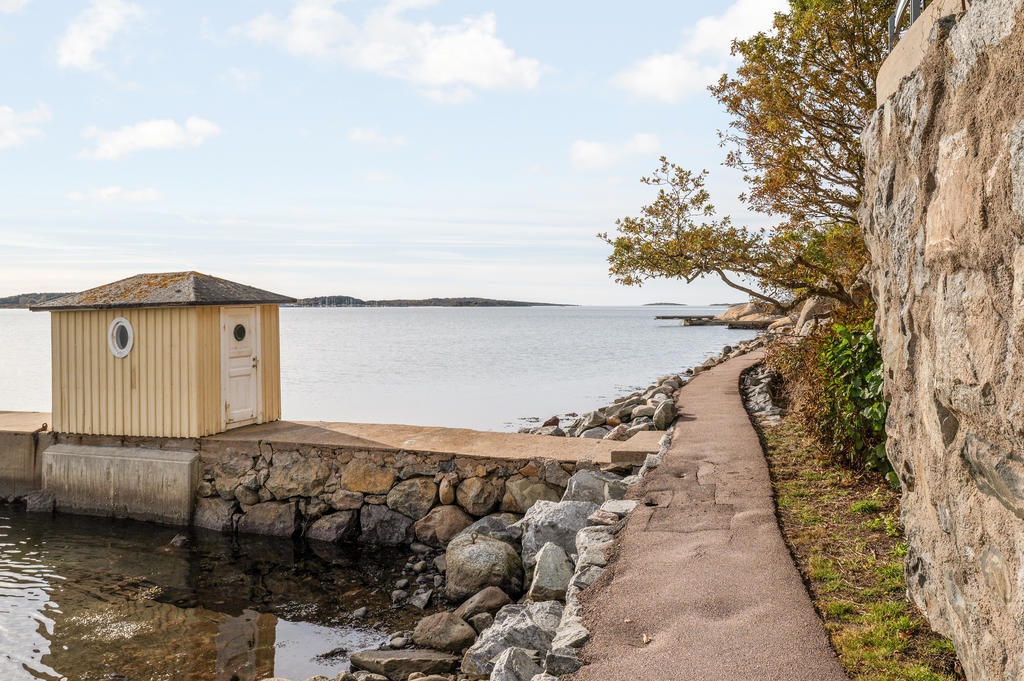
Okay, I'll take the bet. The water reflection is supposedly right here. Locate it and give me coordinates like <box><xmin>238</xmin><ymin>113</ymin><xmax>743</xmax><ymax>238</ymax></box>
<box><xmin>0</xmin><ymin>509</ymin><xmax>419</xmax><ymax>681</ymax></box>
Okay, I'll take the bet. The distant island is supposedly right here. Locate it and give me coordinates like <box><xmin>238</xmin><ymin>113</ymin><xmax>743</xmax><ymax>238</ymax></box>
<box><xmin>0</xmin><ymin>292</ymin><xmax>72</xmax><ymax>308</ymax></box>
<box><xmin>293</xmin><ymin>295</ymin><xmax>566</xmax><ymax>308</ymax></box>
<box><xmin>0</xmin><ymin>291</ymin><xmax>565</xmax><ymax>309</ymax></box>
<box><xmin>644</xmin><ymin>302</ymin><xmax>688</xmax><ymax>306</ymax></box>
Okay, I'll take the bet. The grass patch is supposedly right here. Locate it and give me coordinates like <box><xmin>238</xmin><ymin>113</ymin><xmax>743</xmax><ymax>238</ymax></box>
<box><xmin>851</xmin><ymin>498</ymin><xmax>883</xmax><ymax>514</ymax></box>
<box><xmin>760</xmin><ymin>419</ymin><xmax>963</xmax><ymax>681</ymax></box>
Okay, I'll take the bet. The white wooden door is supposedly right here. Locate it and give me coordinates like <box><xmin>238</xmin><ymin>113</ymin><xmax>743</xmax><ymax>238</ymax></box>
<box><xmin>221</xmin><ymin>306</ymin><xmax>259</xmax><ymax>428</ymax></box>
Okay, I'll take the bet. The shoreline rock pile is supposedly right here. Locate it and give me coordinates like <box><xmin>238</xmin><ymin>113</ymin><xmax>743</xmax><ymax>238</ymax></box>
<box><xmin>519</xmin><ymin>374</ymin><xmax>685</xmax><ymax>442</ymax></box>
<box><xmin>282</xmin><ymin>336</ymin><xmax>772</xmax><ymax>681</ymax></box>
<box><xmin>520</xmin><ymin>334</ymin><xmax>765</xmax><ymax>444</ymax></box>
<box><xmin>263</xmin><ymin>426</ymin><xmax>689</xmax><ymax>681</ymax></box>
<box><xmin>332</xmin><ymin>458</ymin><xmax>661</xmax><ymax>681</ymax></box>
<box><xmin>741</xmin><ymin>365</ymin><xmax>784</xmax><ymax>426</ymax></box>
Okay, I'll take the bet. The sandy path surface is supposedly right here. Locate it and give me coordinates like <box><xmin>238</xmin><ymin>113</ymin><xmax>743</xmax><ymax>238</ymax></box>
<box><xmin>570</xmin><ymin>349</ymin><xmax>848</xmax><ymax>681</ymax></box>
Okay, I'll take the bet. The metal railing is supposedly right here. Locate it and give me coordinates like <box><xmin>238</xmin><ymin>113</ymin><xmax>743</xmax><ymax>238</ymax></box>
<box><xmin>888</xmin><ymin>0</ymin><xmax>925</xmax><ymax>50</ymax></box>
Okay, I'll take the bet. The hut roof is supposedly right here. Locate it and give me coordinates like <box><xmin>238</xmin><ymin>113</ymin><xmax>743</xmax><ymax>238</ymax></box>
<box><xmin>30</xmin><ymin>272</ymin><xmax>295</xmax><ymax>311</ymax></box>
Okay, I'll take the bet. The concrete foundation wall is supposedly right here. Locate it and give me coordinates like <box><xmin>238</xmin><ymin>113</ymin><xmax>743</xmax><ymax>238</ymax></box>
<box><xmin>0</xmin><ymin>428</ymin><xmax>55</xmax><ymax>498</ymax></box>
<box><xmin>876</xmin><ymin>0</ymin><xmax>968</xmax><ymax>105</ymax></box>
<box><xmin>42</xmin><ymin>443</ymin><xmax>198</xmax><ymax>525</ymax></box>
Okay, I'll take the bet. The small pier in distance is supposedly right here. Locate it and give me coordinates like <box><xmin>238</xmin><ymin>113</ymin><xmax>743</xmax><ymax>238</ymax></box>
<box><xmin>655</xmin><ymin>314</ymin><xmax>774</xmax><ymax>330</ymax></box>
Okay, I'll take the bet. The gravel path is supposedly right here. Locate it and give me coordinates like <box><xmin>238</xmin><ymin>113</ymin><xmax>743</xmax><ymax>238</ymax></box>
<box><xmin>569</xmin><ymin>349</ymin><xmax>849</xmax><ymax>681</ymax></box>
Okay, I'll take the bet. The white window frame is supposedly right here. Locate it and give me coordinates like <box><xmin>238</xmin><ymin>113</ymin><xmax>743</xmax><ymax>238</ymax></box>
<box><xmin>107</xmin><ymin>317</ymin><xmax>134</xmax><ymax>358</ymax></box>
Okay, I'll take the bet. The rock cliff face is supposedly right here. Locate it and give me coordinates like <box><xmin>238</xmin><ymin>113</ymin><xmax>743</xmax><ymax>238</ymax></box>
<box><xmin>861</xmin><ymin>1</ymin><xmax>1024</xmax><ymax>678</ymax></box>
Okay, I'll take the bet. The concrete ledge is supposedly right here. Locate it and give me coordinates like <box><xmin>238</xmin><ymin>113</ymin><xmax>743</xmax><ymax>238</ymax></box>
<box><xmin>204</xmin><ymin>420</ymin><xmax>657</xmax><ymax>466</ymax></box>
<box><xmin>877</xmin><ymin>0</ymin><xmax>968</xmax><ymax>105</ymax></box>
<box><xmin>0</xmin><ymin>411</ymin><xmax>53</xmax><ymax>497</ymax></box>
<box><xmin>42</xmin><ymin>443</ymin><xmax>198</xmax><ymax>525</ymax></box>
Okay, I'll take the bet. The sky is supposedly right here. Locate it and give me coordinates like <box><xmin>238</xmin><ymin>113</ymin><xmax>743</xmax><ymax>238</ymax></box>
<box><xmin>0</xmin><ymin>0</ymin><xmax>788</xmax><ymax>305</ymax></box>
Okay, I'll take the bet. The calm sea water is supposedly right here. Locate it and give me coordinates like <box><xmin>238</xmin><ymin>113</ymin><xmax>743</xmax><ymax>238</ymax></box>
<box><xmin>0</xmin><ymin>306</ymin><xmax>754</xmax><ymax>431</ymax></box>
<box><xmin>0</xmin><ymin>509</ymin><xmax>423</xmax><ymax>681</ymax></box>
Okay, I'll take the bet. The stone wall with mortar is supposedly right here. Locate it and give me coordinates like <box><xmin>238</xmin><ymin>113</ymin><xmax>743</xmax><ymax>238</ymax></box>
<box><xmin>194</xmin><ymin>439</ymin><xmax>603</xmax><ymax>548</ymax></box>
<box><xmin>861</xmin><ymin>1</ymin><xmax>1024</xmax><ymax>678</ymax></box>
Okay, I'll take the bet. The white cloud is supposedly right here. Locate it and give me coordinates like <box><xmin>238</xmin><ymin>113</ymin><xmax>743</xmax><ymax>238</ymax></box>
<box><xmin>614</xmin><ymin>0</ymin><xmax>787</xmax><ymax>102</ymax></box>
<box><xmin>348</xmin><ymin>127</ymin><xmax>406</xmax><ymax>148</ymax></box>
<box><xmin>569</xmin><ymin>133</ymin><xmax>660</xmax><ymax>171</ymax></box>
<box><xmin>57</xmin><ymin>0</ymin><xmax>143</xmax><ymax>71</ymax></box>
<box><xmin>0</xmin><ymin>103</ymin><xmax>51</xmax><ymax>149</ymax></box>
<box><xmin>65</xmin><ymin>186</ymin><xmax>162</xmax><ymax>203</ymax></box>
<box><xmin>232</xmin><ymin>0</ymin><xmax>543</xmax><ymax>100</ymax></box>
<box><xmin>220</xmin><ymin>67</ymin><xmax>262</xmax><ymax>91</ymax></box>
<box><xmin>0</xmin><ymin>0</ymin><xmax>30</xmax><ymax>13</ymax></box>
<box><xmin>239</xmin><ymin>0</ymin><xmax>354</xmax><ymax>60</ymax></box>
<box><xmin>363</xmin><ymin>171</ymin><xmax>396</xmax><ymax>183</ymax></box>
<box><xmin>79</xmin><ymin>117</ymin><xmax>221</xmax><ymax>160</ymax></box>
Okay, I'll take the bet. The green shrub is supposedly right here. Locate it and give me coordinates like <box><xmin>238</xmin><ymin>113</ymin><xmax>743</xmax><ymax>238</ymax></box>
<box><xmin>817</xmin><ymin>316</ymin><xmax>895</xmax><ymax>484</ymax></box>
<box><xmin>766</xmin><ymin>306</ymin><xmax>896</xmax><ymax>485</ymax></box>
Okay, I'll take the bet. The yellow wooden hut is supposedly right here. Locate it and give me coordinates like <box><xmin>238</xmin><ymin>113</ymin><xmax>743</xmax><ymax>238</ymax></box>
<box><xmin>31</xmin><ymin>272</ymin><xmax>294</xmax><ymax>438</ymax></box>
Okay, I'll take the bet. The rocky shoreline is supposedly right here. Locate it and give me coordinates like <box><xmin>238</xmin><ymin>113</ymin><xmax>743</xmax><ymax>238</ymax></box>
<box><xmin>266</xmin><ymin>336</ymin><xmax>768</xmax><ymax>681</ymax></box>
<box><xmin>520</xmin><ymin>335</ymin><xmax>768</xmax><ymax>443</ymax></box>
<box><xmin>6</xmin><ymin>334</ymin><xmax>769</xmax><ymax>681</ymax></box>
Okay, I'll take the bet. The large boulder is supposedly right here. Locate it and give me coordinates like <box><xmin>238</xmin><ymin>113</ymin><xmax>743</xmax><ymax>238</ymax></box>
<box><xmin>438</xmin><ymin>476</ymin><xmax>456</xmax><ymax>505</ymax></box>
<box><xmin>412</xmin><ymin>611</ymin><xmax>477</xmax><ymax>652</ymax></box>
<box><xmin>236</xmin><ymin>501</ymin><xmax>297</xmax><ymax>537</ymax></box>
<box><xmin>414</xmin><ymin>504</ymin><xmax>474</xmax><ymax>546</ymax></box>
<box><xmin>339</xmin><ymin>460</ymin><xmax>398</xmax><ymax>494</ymax></box>
<box><xmin>525</xmin><ymin>542</ymin><xmax>574</xmax><ymax>602</ymax></box>
<box><xmin>515</xmin><ymin>500</ymin><xmax>598</xmax><ymax>571</ymax></box>
<box><xmin>453</xmin><ymin>586</ymin><xmax>513</xmax><ymax>620</ymax></box>
<box><xmin>212</xmin><ymin>452</ymin><xmax>255</xmax><ymax>497</ymax></box>
<box><xmin>715</xmin><ymin>301</ymin><xmax>769</xmax><ymax>321</ymax></box>
<box><xmin>561</xmin><ymin>470</ymin><xmax>626</xmax><ymax>505</ymax></box>
<box><xmin>579</xmin><ymin>411</ymin><xmax>606</xmax><ymax>430</ymax></box>
<box><xmin>349</xmin><ymin>649</ymin><xmax>458</xmax><ymax>681</ymax></box>
<box><xmin>456</xmin><ymin>513</ymin><xmax>523</xmax><ymax>545</ymax></box>
<box><xmin>631</xmin><ymin>404</ymin><xmax>655</xmax><ymax>419</ymax></box>
<box><xmin>794</xmin><ymin>296</ymin><xmax>835</xmax><ymax>334</ymax></box>
<box><xmin>445</xmin><ymin>533</ymin><xmax>524</xmax><ymax>600</ymax></box>
<box><xmin>305</xmin><ymin>511</ymin><xmax>358</xmax><ymax>543</ymax></box>
<box><xmin>456</xmin><ymin>477</ymin><xmax>502</xmax><ymax>516</ymax></box>
<box><xmin>386</xmin><ymin>478</ymin><xmax>438</xmax><ymax>520</ymax></box>
<box><xmin>359</xmin><ymin>504</ymin><xmax>414</xmax><ymax>545</ymax></box>
<box><xmin>490</xmin><ymin>647</ymin><xmax>544</xmax><ymax>681</ymax></box>
<box><xmin>579</xmin><ymin>426</ymin><xmax>610</xmax><ymax>439</ymax></box>
<box><xmin>602</xmin><ymin>424</ymin><xmax>631</xmax><ymax>441</ymax></box>
<box><xmin>653</xmin><ymin>400</ymin><xmax>677</xmax><ymax>430</ymax></box>
<box><xmin>323</xmin><ymin>489</ymin><xmax>364</xmax><ymax>511</ymax></box>
<box><xmin>193</xmin><ymin>496</ymin><xmax>237</xmax><ymax>533</ymax></box>
<box><xmin>264</xmin><ymin>450</ymin><xmax>331</xmax><ymax>499</ymax></box>
<box><xmin>503</xmin><ymin>477</ymin><xmax>561</xmax><ymax>514</ymax></box>
<box><xmin>460</xmin><ymin>601</ymin><xmax>562</xmax><ymax>678</ymax></box>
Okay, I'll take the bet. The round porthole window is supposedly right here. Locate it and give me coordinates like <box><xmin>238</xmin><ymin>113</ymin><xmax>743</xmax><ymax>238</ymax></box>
<box><xmin>233</xmin><ymin>324</ymin><xmax>246</xmax><ymax>342</ymax></box>
<box><xmin>108</xmin><ymin>317</ymin><xmax>134</xmax><ymax>358</ymax></box>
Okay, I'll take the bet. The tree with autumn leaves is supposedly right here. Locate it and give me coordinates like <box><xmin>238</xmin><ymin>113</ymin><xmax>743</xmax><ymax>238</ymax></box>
<box><xmin>602</xmin><ymin>0</ymin><xmax>895</xmax><ymax>311</ymax></box>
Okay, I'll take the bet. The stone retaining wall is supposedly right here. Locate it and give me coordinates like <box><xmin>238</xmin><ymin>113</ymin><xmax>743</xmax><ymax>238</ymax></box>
<box><xmin>861</xmin><ymin>1</ymin><xmax>1024</xmax><ymax>678</ymax></box>
<box><xmin>194</xmin><ymin>440</ymin><xmax>607</xmax><ymax>548</ymax></box>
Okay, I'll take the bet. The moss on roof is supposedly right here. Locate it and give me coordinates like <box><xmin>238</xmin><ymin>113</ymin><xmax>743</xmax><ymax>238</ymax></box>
<box><xmin>30</xmin><ymin>272</ymin><xmax>295</xmax><ymax>311</ymax></box>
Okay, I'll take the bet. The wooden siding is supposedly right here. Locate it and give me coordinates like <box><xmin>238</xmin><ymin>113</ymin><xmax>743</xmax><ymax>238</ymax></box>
<box><xmin>50</xmin><ymin>305</ymin><xmax>283</xmax><ymax>437</ymax></box>
<box><xmin>195</xmin><ymin>306</ymin><xmax>222</xmax><ymax>435</ymax></box>
<box><xmin>259</xmin><ymin>304</ymin><xmax>282</xmax><ymax>422</ymax></box>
